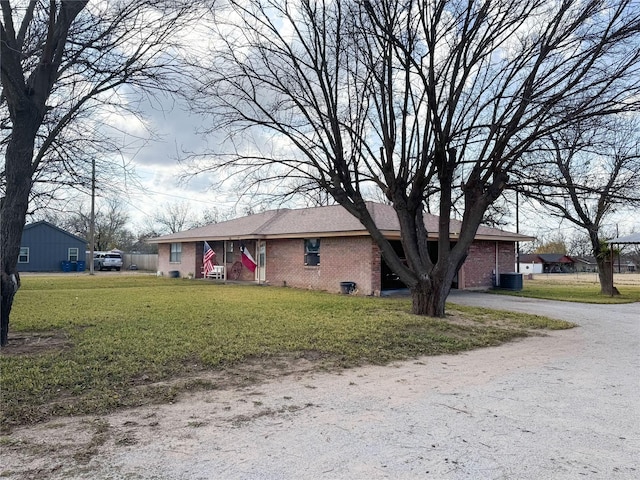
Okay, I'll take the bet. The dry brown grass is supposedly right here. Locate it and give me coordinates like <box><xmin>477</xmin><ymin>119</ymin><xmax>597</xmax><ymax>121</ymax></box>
<box><xmin>525</xmin><ymin>272</ymin><xmax>640</xmax><ymax>286</ymax></box>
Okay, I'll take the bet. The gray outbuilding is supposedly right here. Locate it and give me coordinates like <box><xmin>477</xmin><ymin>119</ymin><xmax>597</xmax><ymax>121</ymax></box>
<box><xmin>19</xmin><ymin>221</ymin><xmax>87</xmax><ymax>272</ymax></box>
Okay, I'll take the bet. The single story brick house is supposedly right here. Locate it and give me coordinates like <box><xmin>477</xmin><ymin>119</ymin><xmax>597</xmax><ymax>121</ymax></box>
<box><xmin>148</xmin><ymin>202</ymin><xmax>532</xmax><ymax>295</ymax></box>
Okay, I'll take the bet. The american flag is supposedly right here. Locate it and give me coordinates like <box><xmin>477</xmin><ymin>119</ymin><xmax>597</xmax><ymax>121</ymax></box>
<box><xmin>203</xmin><ymin>241</ymin><xmax>216</xmax><ymax>275</ymax></box>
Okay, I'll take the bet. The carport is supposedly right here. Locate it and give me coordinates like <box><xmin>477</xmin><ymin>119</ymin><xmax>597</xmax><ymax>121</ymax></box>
<box><xmin>607</xmin><ymin>232</ymin><xmax>640</xmax><ymax>295</ymax></box>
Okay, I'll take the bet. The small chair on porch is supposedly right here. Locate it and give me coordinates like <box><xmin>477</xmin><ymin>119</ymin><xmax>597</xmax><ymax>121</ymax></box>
<box><xmin>203</xmin><ymin>265</ymin><xmax>225</xmax><ymax>280</ymax></box>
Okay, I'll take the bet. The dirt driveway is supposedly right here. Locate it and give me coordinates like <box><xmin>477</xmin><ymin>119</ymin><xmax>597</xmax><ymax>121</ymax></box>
<box><xmin>3</xmin><ymin>293</ymin><xmax>639</xmax><ymax>479</ymax></box>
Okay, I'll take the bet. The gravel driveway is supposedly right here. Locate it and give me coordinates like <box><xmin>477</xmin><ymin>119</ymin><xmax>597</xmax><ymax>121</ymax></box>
<box><xmin>4</xmin><ymin>293</ymin><xmax>639</xmax><ymax>479</ymax></box>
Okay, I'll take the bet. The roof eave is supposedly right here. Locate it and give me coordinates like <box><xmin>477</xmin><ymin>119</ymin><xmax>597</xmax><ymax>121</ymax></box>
<box><xmin>467</xmin><ymin>234</ymin><xmax>536</xmax><ymax>242</ymax></box>
<box><xmin>148</xmin><ymin>231</ymin><xmax>533</xmax><ymax>244</ymax></box>
<box><xmin>147</xmin><ymin>234</ymin><xmax>267</xmax><ymax>244</ymax></box>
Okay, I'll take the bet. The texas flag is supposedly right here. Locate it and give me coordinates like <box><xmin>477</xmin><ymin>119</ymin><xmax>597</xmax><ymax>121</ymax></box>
<box><xmin>240</xmin><ymin>243</ymin><xmax>257</xmax><ymax>272</ymax></box>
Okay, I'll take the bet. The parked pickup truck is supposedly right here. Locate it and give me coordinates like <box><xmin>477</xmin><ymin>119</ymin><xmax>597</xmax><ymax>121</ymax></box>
<box><xmin>94</xmin><ymin>252</ymin><xmax>123</xmax><ymax>271</ymax></box>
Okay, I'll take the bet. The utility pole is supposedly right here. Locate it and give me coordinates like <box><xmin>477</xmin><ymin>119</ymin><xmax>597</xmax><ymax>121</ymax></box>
<box><xmin>616</xmin><ymin>224</ymin><xmax>621</xmax><ymax>274</ymax></box>
<box><xmin>89</xmin><ymin>159</ymin><xmax>95</xmax><ymax>275</ymax></box>
<box><xmin>516</xmin><ymin>189</ymin><xmax>520</xmax><ymax>273</ymax></box>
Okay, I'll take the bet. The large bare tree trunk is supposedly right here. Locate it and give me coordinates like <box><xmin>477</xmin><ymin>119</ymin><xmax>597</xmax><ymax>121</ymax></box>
<box><xmin>410</xmin><ymin>254</ymin><xmax>463</xmax><ymax>317</ymax></box>
<box><xmin>1</xmin><ymin>273</ymin><xmax>20</xmax><ymax>346</ymax></box>
<box><xmin>597</xmin><ymin>260</ymin><xmax>620</xmax><ymax>296</ymax></box>
<box><xmin>587</xmin><ymin>230</ymin><xmax>620</xmax><ymax>297</ymax></box>
<box><xmin>1</xmin><ymin>0</ymin><xmax>88</xmax><ymax>347</ymax></box>
<box><xmin>411</xmin><ymin>279</ymin><xmax>452</xmax><ymax>317</ymax></box>
<box><xmin>1</xmin><ymin>0</ymin><xmax>194</xmax><ymax>345</ymax></box>
<box><xmin>1</xmin><ymin>115</ymin><xmax>38</xmax><ymax>346</ymax></box>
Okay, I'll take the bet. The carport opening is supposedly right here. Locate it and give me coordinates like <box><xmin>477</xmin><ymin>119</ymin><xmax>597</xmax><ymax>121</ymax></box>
<box><xmin>380</xmin><ymin>240</ymin><xmax>458</xmax><ymax>292</ymax></box>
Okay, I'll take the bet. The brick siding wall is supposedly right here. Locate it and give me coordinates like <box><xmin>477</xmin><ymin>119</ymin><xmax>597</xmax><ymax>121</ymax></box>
<box><xmin>157</xmin><ymin>241</ymin><xmax>198</xmax><ymax>278</ymax></box>
<box><xmin>370</xmin><ymin>242</ymin><xmax>382</xmax><ymax>296</ymax></box>
<box><xmin>157</xmin><ymin>243</ymin><xmax>168</xmax><ymax>274</ymax></box>
<box><xmin>266</xmin><ymin>236</ymin><xmax>375</xmax><ymax>294</ymax></box>
<box><xmin>157</xmin><ymin>237</ymin><xmax>516</xmax><ymax>292</ymax></box>
<box><xmin>461</xmin><ymin>240</ymin><xmax>515</xmax><ymax>289</ymax></box>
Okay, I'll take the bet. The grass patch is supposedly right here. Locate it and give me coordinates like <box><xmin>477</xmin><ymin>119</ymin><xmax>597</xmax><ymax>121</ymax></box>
<box><xmin>1</xmin><ymin>276</ymin><xmax>573</xmax><ymax>429</ymax></box>
<box><xmin>446</xmin><ymin>305</ymin><xmax>573</xmax><ymax>330</ymax></box>
<box><xmin>491</xmin><ymin>281</ymin><xmax>640</xmax><ymax>303</ymax></box>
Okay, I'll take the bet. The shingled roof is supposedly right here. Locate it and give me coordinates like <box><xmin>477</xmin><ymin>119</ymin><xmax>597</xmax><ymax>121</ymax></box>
<box><xmin>148</xmin><ymin>202</ymin><xmax>532</xmax><ymax>243</ymax></box>
<box><xmin>24</xmin><ymin>220</ymin><xmax>87</xmax><ymax>244</ymax></box>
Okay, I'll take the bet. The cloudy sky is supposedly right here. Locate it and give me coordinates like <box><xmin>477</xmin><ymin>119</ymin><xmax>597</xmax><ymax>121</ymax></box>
<box><xmin>95</xmin><ymin>89</ymin><xmax>638</xmax><ymax>243</ymax></box>
<box><xmin>97</xmin><ymin>95</ymin><xmax>248</xmax><ymax>231</ymax></box>
<box><xmin>108</xmin><ymin>89</ymin><xmax>637</xmax><ymax>240</ymax></box>
<box><xmin>113</xmin><ymin>109</ymin><xmax>639</xmax><ymax>245</ymax></box>
<box><xmin>88</xmin><ymin>2</ymin><xmax>640</xmax><ymax>243</ymax></box>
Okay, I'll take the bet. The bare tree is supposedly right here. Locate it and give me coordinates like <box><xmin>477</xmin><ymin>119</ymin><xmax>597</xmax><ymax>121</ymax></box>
<box><xmin>61</xmin><ymin>198</ymin><xmax>131</xmax><ymax>251</ymax></box>
<box><xmin>152</xmin><ymin>201</ymin><xmax>194</xmax><ymax>234</ymax></box>
<box><xmin>519</xmin><ymin>117</ymin><xmax>640</xmax><ymax>294</ymax></box>
<box><xmin>567</xmin><ymin>232</ymin><xmax>595</xmax><ymax>258</ymax></box>
<box><xmin>150</xmin><ymin>201</ymin><xmax>236</xmax><ymax>233</ymax></box>
<box><xmin>194</xmin><ymin>206</ymin><xmax>235</xmax><ymax>228</ymax></box>
<box><xmin>1</xmin><ymin>0</ymin><xmax>198</xmax><ymax>346</ymax></box>
<box><xmin>185</xmin><ymin>0</ymin><xmax>640</xmax><ymax>315</ymax></box>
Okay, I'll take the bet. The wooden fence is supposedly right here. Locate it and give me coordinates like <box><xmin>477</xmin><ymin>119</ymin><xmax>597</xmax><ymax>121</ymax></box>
<box><xmin>84</xmin><ymin>252</ymin><xmax>158</xmax><ymax>272</ymax></box>
<box><xmin>123</xmin><ymin>254</ymin><xmax>158</xmax><ymax>271</ymax></box>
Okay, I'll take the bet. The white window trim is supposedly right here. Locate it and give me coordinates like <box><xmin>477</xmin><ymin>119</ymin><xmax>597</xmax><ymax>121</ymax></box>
<box><xmin>170</xmin><ymin>243</ymin><xmax>182</xmax><ymax>263</ymax></box>
<box><xmin>304</xmin><ymin>238</ymin><xmax>321</xmax><ymax>266</ymax></box>
<box><xmin>18</xmin><ymin>247</ymin><xmax>29</xmax><ymax>263</ymax></box>
<box><xmin>68</xmin><ymin>247</ymin><xmax>79</xmax><ymax>261</ymax></box>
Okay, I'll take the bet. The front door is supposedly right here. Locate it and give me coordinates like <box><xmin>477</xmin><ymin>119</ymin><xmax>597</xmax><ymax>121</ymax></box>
<box><xmin>258</xmin><ymin>241</ymin><xmax>266</xmax><ymax>283</ymax></box>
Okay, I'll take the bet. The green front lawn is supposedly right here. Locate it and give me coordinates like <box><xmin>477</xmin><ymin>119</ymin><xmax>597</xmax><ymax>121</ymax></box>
<box><xmin>1</xmin><ymin>275</ymin><xmax>573</xmax><ymax>429</ymax></box>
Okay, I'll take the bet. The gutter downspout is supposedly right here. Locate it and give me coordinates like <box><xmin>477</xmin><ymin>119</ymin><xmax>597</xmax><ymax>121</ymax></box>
<box><xmin>495</xmin><ymin>241</ymin><xmax>499</xmax><ymax>287</ymax></box>
<box><xmin>611</xmin><ymin>243</ymin><xmax>615</xmax><ymax>297</ymax></box>
<box><xmin>516</xmin><ymin>189</ymin><xmax>520</xmax><ymax>273</ymax></box>
<box><xmin>255</xmin><ymin>241</ymin><xmax>260</xmax><ymax>285</ymax></box>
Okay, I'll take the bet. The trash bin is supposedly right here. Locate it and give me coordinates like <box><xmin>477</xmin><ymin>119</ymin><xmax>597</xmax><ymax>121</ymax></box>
<box><xmin>168</xmin><ymin>270</ymin><xmax>180</xmax><ymax>278</ymax></box>
<box><xmin>340</xmin><ymin>281</ymin><xmax>356</xmax><ymax>294</ymax></box>
<box><xmin>499</xmin><ymin>273</ymin><xmax>523</xmax><ymax>291</ymax></box>
<box><xmin>76</xmin><ymin>260</ymin><xmax>86</xmax><ymax>272</ymax></box>
<box><xmin>61</xmin><ymin>261</ymin><xmax>72</xmax><ymax>272</ymax></box>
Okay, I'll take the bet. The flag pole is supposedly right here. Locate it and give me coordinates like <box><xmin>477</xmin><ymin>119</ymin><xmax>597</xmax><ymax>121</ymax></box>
<box><xmin>255</xmin><ymin>242</ymin><xmax>259</xmax><ymax>284</ymax></box>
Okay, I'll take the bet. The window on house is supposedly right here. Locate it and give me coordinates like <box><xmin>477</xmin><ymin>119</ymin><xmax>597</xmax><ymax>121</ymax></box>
<box><xmin>68</xmin><ymin>248</ymin><xmax>79</xmax><ymax>261</ymax></box>
<box><xmin>304</xmin><ymin>238</ymin><xmax>320</xmax><ymax>266</ymax></box>
<box><xmin>170</xmin><ymin>243</ymin><xmax>182</xmax><ymax>263</ymax></box>
<box><xmin>18</xmin><ymin>247</ymin><xmax>29</xmax><ymax>263</ymax></box>
<box><xmin>226</xmin><ymin>241</ymin><xmax>234</xmax><ymax>263</ymax></box>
